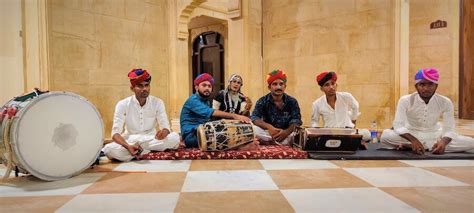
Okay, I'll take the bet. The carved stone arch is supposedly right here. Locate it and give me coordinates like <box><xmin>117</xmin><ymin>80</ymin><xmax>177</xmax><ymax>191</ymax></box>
<box><xmin>178</xmin><ymin>0</ymin><xmax>207</xmax><ymax>40</ymax></box>
<box><xmin>177</xmin><ymin>0</ymin><xmax>241</xmax><ymax>40</ymax></box>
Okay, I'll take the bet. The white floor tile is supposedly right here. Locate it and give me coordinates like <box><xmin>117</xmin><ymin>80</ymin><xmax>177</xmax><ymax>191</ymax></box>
<box><xmin>282</xmin><ymin>188</ymin><xmax>419</xmax><ymax>213</ymax></box>
<box><xmin>56</xmin><ymin>192</ymin><xmax>179</xmax><ymax>213</ymax></box>
<box><xmin>113</xmin><ymin>160</ymin><xmax>191</xmax><ymax>172</ymax></box>
<box><xmin>399</xmin><ymin>160</ymin><xmax>474</xmax><ymax>167</ymax></box>
<box><xmin>259</xmin><ymin>159</ymin><xmax>339</xmax><ymax>170</ymax></box>
<box><xmin>0</xmin><ymin>173</ymin><xmax>105</xmax><ymax>197</ymax></box>
<box><xmin>344</xmin><ymin>167</ymin><xmax>469</xmax><ymax>187</ymax></box>
<box><xmin>182</xmin><ymin>170</ymin><xmax>278</xmax><ymax>192</ymax></box>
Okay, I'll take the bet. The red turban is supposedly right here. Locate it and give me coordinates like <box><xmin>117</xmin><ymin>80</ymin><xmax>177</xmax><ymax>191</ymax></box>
<box><xmin>128</xmin><ymin>68</ymin><xmax>151</xmax><ymax>87</ymax></box>
<box><xmin>266</xmin><ymin>69</ymin><xmax>287</xmax><ymax>85</ymax></box>
<box><xmin>194</xmin><ymin>73</ymin><xmax>215</xmax><ymax>86</ymax></box>
<box><xmin>316</xmin><ymin>71</ymin><xmax>337</xmax><ymax>86</ymax></box>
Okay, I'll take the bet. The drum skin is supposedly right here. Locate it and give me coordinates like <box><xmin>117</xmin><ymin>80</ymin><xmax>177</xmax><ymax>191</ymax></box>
<box><xmin>1</xmin><ymin>92</ymin><xmax>103</xmax><ymax>181</ymax></box>
<box><xmin>197</xmin><ymin>120</ymin><xmax>255</xmax><ymax>151</ymax></box>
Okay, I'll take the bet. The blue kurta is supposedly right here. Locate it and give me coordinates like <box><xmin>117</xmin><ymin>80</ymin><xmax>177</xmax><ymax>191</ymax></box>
<box><xmin>251</xmin><ymin>93</ymin><xmax>302</xmax><ymax>129</ymax></box>
<box><xmin>180</xmin><ymin>93</ymin><xmax>215</xmax><ymax>147</ymax></box>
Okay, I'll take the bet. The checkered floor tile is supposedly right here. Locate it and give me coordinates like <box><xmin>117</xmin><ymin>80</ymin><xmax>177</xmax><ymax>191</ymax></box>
<box><xmin>1</xmin><ymin>159</ymin><xmax>473</xmax><ymax>212</ymax></box>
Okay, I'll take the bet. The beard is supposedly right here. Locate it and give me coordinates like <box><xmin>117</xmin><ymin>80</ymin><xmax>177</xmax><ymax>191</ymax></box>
<box><xmin>198</xmin><ymin>90</ymin><xmax>211</xmax><ymax>98</ymax></box>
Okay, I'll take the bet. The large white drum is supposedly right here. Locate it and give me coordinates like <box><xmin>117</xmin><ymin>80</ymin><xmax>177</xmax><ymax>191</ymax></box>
<box><xmin>0</xmin><ymin>91</ymin><xmax>103</xmax><ymax>181</ymax></box>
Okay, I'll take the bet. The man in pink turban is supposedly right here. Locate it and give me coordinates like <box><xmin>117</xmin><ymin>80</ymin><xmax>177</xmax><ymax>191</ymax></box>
<box><xmin>180</xmin><ymin>73</ymin><xmax>254</xmax><ymax>148</ymax></box>
<box><xmin>381</xmin><ymin>68</ymin><xmax>474</xmax><ymax>155</ymax></box>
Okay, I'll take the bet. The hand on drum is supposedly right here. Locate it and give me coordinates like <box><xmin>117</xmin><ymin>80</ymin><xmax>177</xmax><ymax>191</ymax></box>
<box><xmin>155</xmin><ymin>128</ymin><xmax>170</xmax><ymax>140</ymax></box>
<box><xmin>233</xmin><ymin>114</ymin><xmax>252</xmax><ymax>124</ymax></box>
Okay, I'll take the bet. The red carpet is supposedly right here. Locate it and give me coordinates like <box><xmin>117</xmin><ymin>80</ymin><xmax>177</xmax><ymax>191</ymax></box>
<box><xmin>140</xmin><ymin>145</ymin><xmax>307</xmax><ymax>160</ymax></box>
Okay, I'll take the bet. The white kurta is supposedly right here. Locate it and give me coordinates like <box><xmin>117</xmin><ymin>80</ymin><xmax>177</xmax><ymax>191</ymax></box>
<box><xmin>380</xmin><ymin>92</ymin><xmax>474</xmax><ymax>152</ymax></box>
<box><xmin>311</xmin><ymin>92</ymin><xmax>370</xmax><ymax>141</ymax></box>
<box><xmin>254</xmin><ymin>126</ymin><xmax>295</xmax><ymax>145</ymax></box>
<box><xmin>102</xmin><ymin>95</ymin><xmax>180</xmax><ymax>161</ymax></box>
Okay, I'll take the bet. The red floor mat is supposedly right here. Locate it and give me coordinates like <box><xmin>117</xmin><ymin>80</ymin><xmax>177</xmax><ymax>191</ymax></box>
<box><xmin>140</xmin><ymin>145</ymin><xmax>307</xmax><ymax>160</ymax></box>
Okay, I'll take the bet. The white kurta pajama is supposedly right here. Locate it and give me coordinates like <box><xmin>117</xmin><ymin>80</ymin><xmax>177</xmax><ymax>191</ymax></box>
<box><xmin>102</xmin><ymin>95</ymin><xmax>180</xmax><ymax>161</ymax></box>
<box><xmin>311</xmin><ymin>92</ymin><xmax>371</xmax><ymax>141</ymax></box>
<box><xmin>380</xmin><ymin>92</ymin><xmax>474</xmax><ymax>152</ymax></box>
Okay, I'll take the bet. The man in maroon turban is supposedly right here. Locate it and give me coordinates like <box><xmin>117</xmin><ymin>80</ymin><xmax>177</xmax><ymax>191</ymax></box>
<box><xmin>102</xmin><ymin>69</ymin><xmax>180</xmax><ymax>161</ymax></box>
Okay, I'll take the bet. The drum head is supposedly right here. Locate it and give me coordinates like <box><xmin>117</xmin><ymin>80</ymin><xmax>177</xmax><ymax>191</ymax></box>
<box><xmin>10</xmin><ymin>92</ymin><xmax>103</xmax><ymax>181</ymax></box>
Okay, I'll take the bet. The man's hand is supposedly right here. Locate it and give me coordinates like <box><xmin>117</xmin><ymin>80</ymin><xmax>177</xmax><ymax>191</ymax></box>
<box><xmin>410</xmin><ymin>138</ymin><xmax>425</xmax><ymax>155</ymax></box>
<box><xmin>126</xmin><ymin>143</ymin><xmax>143</xmax><ymax>158</ymax></box>
<box><xmin>268</xmin><ymin>127</ymin><xmax>283</xmax><ymax>139</ymax></box>
<box><xmin>245</xmin><ymin>97</ymin><xmax>252</xmax><ymax>111</ymax></box>
<box><xmin>233</xmin><ymin>114</ymin><xmax>251</xmax><ymax>123</ymax></box>
<box><xmin>155</xmin><ymin>128</ymin><xmax>170</xmax><ymax>140</ymax></box>
<box><xmin>432</xmin><ymin>138</ymin><xmax>450</xmax><ymax>154</ymax></box>
<box><xmin>274</xmin><ymin>128</ymin><xmax>291</xmax><ymax>142</ymax></box>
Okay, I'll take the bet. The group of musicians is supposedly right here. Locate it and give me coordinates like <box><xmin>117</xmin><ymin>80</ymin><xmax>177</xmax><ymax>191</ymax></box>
<box><xmin>102</xmin><ymin>68</ymin><xmax>474</xmax><ymax>161</ymax></box>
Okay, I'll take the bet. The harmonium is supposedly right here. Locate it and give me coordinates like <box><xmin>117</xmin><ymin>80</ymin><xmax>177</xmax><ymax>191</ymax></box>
<box><xmin>293</xmin><ymin>128</ymin><xmax>363</xmax><ymax>153</ymax></box>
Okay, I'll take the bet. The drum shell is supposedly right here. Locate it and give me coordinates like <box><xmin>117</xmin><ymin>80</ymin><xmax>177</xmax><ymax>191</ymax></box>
<box><xmin>197</xmin><ymin>120</ymin><xmax>255</xmax><ymax>151</ymax></box>
<box><xmin>1</xmin><ymin>92</ymin><xmax>104</xmax><ymax>181</ymax></box>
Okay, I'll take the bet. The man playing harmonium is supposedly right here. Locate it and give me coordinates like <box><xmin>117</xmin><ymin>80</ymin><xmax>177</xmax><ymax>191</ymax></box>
<box><xmin>180</xmin><ymin>73</ymin><xmax>256</xmax><ymax>149</ymax></box>
<box><xmin>212</xmin><ymin>74</ymin><xmax>252</xmax><ymax>116</ymax></box>
<box><xmin>311</xmin><ymin>71</ymin><xmax>371</xmax><ymax>142</ymax></box>
<box><xmin>102</xmin><ymin>69</ymin><xmax>181</xmax><ymax>161</ymax></box>
<box><xmin>380</xmin><ymin>68</ymin><xmax>474</xmax><ymax>155</ymax></box>
<box><xmin>251</xmin><ymin>69</ymin><xmax>302</xmax><ymax>145</ymax></box>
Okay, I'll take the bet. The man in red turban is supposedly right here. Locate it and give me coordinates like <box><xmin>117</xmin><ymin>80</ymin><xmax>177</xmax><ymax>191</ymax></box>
<box><xmin>251</xmin><ymin>69</ymin><xmax>302</xmax><ymax>145</ymax></box>
<box><xmin>102</xmin><ymin>68</ymin><xmax>180</xmax><ymax>161</ymax></box>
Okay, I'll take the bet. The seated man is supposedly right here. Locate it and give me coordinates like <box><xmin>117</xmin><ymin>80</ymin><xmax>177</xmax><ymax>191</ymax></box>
<box><xmin>311</xmin><ymin>71</ymin><xmax>371</xmax><ymax>141</ymax></box>
<box><xmin>180</xmin><ymin>73</ymin><xmax>254</xmax><ymax>148</ymax></box>
<box><xmin>102</xmin><ymin>69</ymin><xmax>180</xmax><ymax>161</ymax></box>
<box><xmin>252</xmin><ymin>69</ymin><xmax>302</xmax><ymax>145</ymax></box>
<box><xmin>380</xmin><ymin>68</ymin><xmax>474</xmax><ymax>154</ymax></box>
<box><xmin>213</xmin><ymin>74</ymin><xmax>252</xmax><ymax>116</ymax></box>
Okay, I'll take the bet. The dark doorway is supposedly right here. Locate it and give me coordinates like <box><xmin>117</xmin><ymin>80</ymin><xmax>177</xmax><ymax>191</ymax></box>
<box><xmin>460</xmin><ymin>0</ymin><xmax>474</xmax><ymax>119</ymax></box>
<box><xmin>192</xmin><ymin>31</ymin><xmax>225</xmax><ymax>94</ymax></box>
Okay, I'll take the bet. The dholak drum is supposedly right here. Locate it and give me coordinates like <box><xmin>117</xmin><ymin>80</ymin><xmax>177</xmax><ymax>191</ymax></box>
<box><xmin>197</xmin><ymin>120</ymin><xmax>255</xmax><ymax>151</ymax></box>
<box><xmin>294</xmin><ymin>127</ymin><xmax>362</xmax><ymax>153</ymax></box>
<box><xmin>0</xmin><ymin>91</ymin><xmax>103</xmax><ymax>181</ymax></box>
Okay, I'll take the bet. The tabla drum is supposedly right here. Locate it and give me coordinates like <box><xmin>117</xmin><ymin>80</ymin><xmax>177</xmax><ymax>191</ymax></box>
<box><xmin>197</xmin><ymin>119</ymin><xmax>255</xmax><ymax>151</ymax></box>
<box><xmin>293</xmin><ymin>127</ymin><xmax>362</xmax><ymax>153</ymax></box>
<box><xmin>0</xmin><ymin>91</ymin><xmax>103</xmax><ymax>181</ymax></box>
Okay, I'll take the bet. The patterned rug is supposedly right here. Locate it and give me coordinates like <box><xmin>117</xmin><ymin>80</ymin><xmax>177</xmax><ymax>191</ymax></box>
<box><xmin>141</xmin><ymin>145</ymin><xmax>308</xmax><ymax>160</ymax></box>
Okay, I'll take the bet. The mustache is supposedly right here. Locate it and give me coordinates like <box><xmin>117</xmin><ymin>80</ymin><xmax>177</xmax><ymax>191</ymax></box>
<box><xmin>275</xmin><ymin>89</ymin><xmax>283</xmax><ymax>92</ymax></box>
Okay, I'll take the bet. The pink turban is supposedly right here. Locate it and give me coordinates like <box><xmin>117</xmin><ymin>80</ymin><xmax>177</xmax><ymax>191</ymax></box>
<box><xmin>415</xmin><ymin>68</ymin><xmax>439</xmax><ymax>84</ymax></box>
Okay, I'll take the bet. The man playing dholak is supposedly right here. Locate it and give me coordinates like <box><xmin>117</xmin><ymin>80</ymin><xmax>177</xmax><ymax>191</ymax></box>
<box><xmin>252</xmin><ymin>70</ymin><xmax>302</xmax><ymax>145</ymax></box>
<box><xmin>380</xmin><ymin>68</ymin><xmax>474</xmax><ymax>154</ymax></box>
<box><xmin>311</xmin><ymin>71</ymin><xmax>371</xmax><ymax>142</ymax></box>
<box><xmin>212</xmin><ymin>74</ymin><xmax>252</xmax><ymax>116</ymax></box>
<box><xmin>180</xmin><ymin>73</ymin><xmax>258</xmax><ymax>149</ymax></box>
<box><xmin>102</xmin><ymin>69</ymin><xmax>180</xmax><ymax>161</ymax></box>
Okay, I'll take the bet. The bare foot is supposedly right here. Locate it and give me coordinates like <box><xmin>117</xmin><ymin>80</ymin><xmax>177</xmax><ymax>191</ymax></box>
<box><xmin>237</xmin><ymin>138</ymin><xmax>260</xmax><ymax>151</ymax></box>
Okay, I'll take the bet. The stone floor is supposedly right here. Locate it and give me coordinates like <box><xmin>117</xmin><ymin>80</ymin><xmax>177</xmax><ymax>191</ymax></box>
<box><xmin>0</xmin><ymin>119</ymin><xmax>473</xmax><ymax>212</ymax></box>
